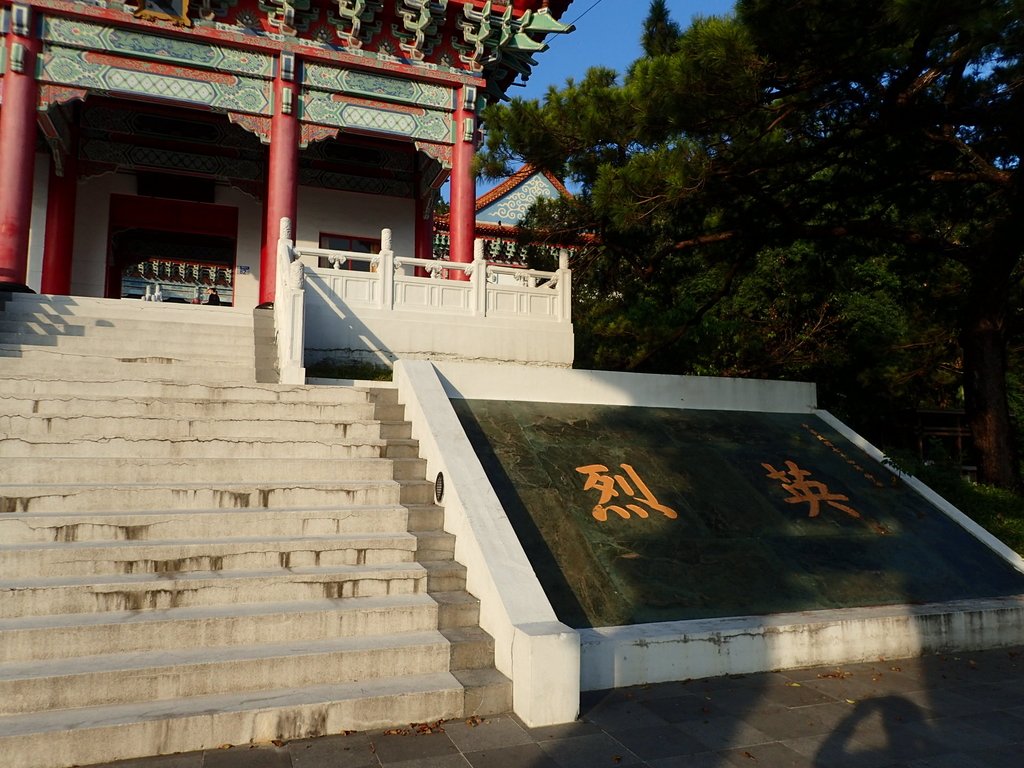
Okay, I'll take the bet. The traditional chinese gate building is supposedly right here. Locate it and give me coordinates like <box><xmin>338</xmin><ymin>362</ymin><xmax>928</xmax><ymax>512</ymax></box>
<box><xmin>0</xmin><ymin>0</ymin><xmax>572</xmax><ymax>309</ymax></box>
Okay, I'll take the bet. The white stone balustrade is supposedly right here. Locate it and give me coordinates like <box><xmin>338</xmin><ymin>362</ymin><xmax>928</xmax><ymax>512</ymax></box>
<box><xmin>295</xmin><ymin>227</ymin><xmax>575</xmax><ymax>368</ymax></box>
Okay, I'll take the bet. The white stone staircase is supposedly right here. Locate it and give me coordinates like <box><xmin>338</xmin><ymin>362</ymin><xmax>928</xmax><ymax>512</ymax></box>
<box><xmin>0</xmin><ymin>293</ymin><xmax>509</xmax><ymax>768</ymax></box>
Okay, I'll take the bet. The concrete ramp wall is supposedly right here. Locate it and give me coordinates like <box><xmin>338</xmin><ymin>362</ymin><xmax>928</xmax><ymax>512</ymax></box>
<box><xmin>394</xmin><ymin>361</ymin><xmax>1024</xmax><ymax>712</ymax></box>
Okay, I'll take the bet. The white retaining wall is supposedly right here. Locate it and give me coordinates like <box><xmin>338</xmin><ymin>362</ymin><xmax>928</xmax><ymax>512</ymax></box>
<box><xmin>393</xmin><ymin>361</ymin><xmax>1024</xmax><ymax>700</ymax></box>
<box><xmin>303</xmin><ymin>247</ymin><xmax>574</xmax><ymax>369</ymax></box>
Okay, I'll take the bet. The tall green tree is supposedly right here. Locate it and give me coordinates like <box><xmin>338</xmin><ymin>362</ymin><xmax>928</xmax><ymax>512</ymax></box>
<box><xmin>641</xmin><ymin>0</ymin><xmax>682</xmax><ymax>57</ymax></box>
<box><xmin>483</xmin><ymin>0</ymin><xmax>1024</xmax><ymax>490</ymax></box>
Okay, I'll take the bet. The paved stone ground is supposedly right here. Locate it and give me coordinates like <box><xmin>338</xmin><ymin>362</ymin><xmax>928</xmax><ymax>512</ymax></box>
<box><xmin>85</xmin><ymin>645</ymin><xmax>1024</xmax><ymax>768</ymax></box>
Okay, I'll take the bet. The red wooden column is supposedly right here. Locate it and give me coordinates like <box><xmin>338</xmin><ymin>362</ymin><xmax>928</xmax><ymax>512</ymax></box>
<box><xmin>260</xmin><ymin>53</ymin><xmax>300</xmax><ymax>306</ymax></box>
<box><xmin>448</xmin><ymin>86</ymin><xmax>478</xmax><ymax>278</ymax></box>
<box><xmin>41</xmin><ymin>126</ymin><xmax>79</xmax><ymax>295</ymax></box>
<box><xmin>0</xmin><ymin>5</ymin><xmax>42</xmax><ymax>290</ymax></box>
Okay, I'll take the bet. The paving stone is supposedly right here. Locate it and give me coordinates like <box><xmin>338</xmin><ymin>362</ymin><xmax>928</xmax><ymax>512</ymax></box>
<box><xmin>676</xmin><ymin>715</ymin><xmax>773</xmax><ymax>751</ymax></box>
<box><xmin>941</xmin><ymin>711</ymin><xmax>1024</xmax><ymax>745</ymax></box>
<box><xmin>443</xmin><ymin>717</ymin><xmax>532</xmax><ymax>753</ymax></box>
<box><xmin>462</xmin><ymin>743</ymin><xmax>558</xmax><ymax>768</ymax></box>
<box><xmin>536</xmin><ymin>733</ymin><xmax>642</xmax><ymax>768</ymax></box>
<box><xmin>578</xmin><ymin>699</ymin><xmax>669</xmax><ymax>733</ymax></box>
<box><xmin>904</xmin><ymin>754</ymin><xmax>996</xmax><ymax>768</ymax></box>
<box><xmin>508</xmin><ymin>716</ymin><xmax>602</xmax><ymax>743</ymax></box>
<box><xmin>367</xmin><ymin>732</ymin><xmax>459</xmax><ymax>764</ymax></box>
<box><xmin>388</xmin><ymin>755</ymin><xmax>471</xmax><ymax>768</ymax></box>
<box><xmin>898</xmin><ymin>688</ymin><xmax>997</xmax><ymax>718</ymax></box>
<box><xmin>721</xmin><ymin>741</ymin><xmax>816</xmax><ymax>767</ymax></box>
<box><xmin>204</xmin><ymin>744</ymin><xmax>292</xmax><ymax>768</ymax></box>
<box><xmin>639</xmin><ymin>693</ymin><xmax>729</xmax><ymax>723</ymax></box>
<box><xmin>967</xmin><ymin>743</ymin><xmax>1024</xmax><ymax>768</ymax></box>
<box><xmin>287</xmin><ymin>733</ymin><xmax>377</xmax><ymax>767</ymax></box>
<box><xmin>605</xmin><ymin>724</ymin><xmax>707</xmax><ymax>760</ymax></box>
<box><xmin>702</xmin><ymin>680</ymin><xmax>835</xmax><ymax>714</ymax></box>
<box><xmin>800</xmin><ymin>667</ymin><xmax>925</xmax><ymax>701</ymax></box>
<box><xmin>84</xmin><ymin>754</ymin><xmax>204</xmax><ymax>768</ymax></box>
<box><xmin>646</xmin><ymin>751</ymin><xmax>734</xmax><ymax>768</ymax></box>
<box><xmin>950</xmin><ymin>682</ymin><xmax>1024</xmax><ymax>712</ymax></box>
<box><xmin>741</xmin><ymin>701</ymin><xmax>854</xmax><ymax>740</ymax></box>
<box><xmin>783</xmin><ymin>732</ymin><xmax>900</xmax><ymax>768</ymax></box>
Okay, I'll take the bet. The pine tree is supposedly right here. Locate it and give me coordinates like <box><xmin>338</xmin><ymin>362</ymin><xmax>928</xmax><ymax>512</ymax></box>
<box><xmin>641</xmin><ymin>0</ymin><xmax>683</xmax><ymax>57</ymax></box>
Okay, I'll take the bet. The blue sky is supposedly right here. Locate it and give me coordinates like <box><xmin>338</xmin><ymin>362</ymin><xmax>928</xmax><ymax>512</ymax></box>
<box><xmin>516</xmin><ymin>0</ymin><xmax>738</xmax><ymax>99</ymax></box>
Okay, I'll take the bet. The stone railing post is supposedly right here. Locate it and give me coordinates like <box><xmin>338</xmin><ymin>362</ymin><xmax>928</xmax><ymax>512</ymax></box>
<box><xmin>556</xmin><ymin>249</ymin><xmax>572</xmax><ymax>323</ymax></box>
<box><xmin>275</xmin><ymin>217</ymin><xmax>305</xmax><ymax>384</ymax></box>
<box><xmin>379</xmin><ymin>228</ymin><xmax>395</xmax><ymax>311</ymax></box>
<box><xmin>471</xmin><ymin>238</ymin><xmax>486</xmax><ymax>317</ymax></box>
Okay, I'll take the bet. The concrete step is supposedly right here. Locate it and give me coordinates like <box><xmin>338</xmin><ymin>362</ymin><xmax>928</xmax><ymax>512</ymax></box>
<box><xmin>0</xmin><ymin>435</ymin><xmax>420</xmax><ymax>460</ymax></box>
<box><xmin>0</xmin><ymin>379</ymin><xmax>379</xmax><ymax>404</ymax></box>
<box><xmin>0</xmin><ymin>532</ymin><xmax>420</xmax><ymax>578</ymax></box>
<box><xmin>421</xmin><ymin>561</ymin><xmax>468</xmax><ymax>592</ymax></box>
<box><xmin>0</xmin><ymin>338</ymin><xmax>255</xmax><ymax>364</ymax></box>
<box><xmin>0</xmin><ymin>392</ymin><xmax>377</xmax><ymax>421</ymax></box>
<box><xmin>0</xmin><ymin>295</ymin><xmax>504</xmax><ymax>761</ymax></box>
<box><xmin>0</xmin><ymin>413</ymin><xmax>412</xmax><ymax>441</ymax></box>
<box><xmin>0</xmin><ymin>316</ymin><xmax>254</xmax><ymax>338</ymax></box>
<box><xmin>454</xmin><ymin>667</ymin><xmax>513</xmax><ymax>718</ymax></box>
<box><xmin>412</xmin><ymin>530</ymin><xmax>457</xmax><ymax>562</ymax></box>
<box><xmin>0</xmin><ymin>594</ymin><xmax>442</xmax><ymax>662</ymax></box>
<box><xmin>0</xmin><ymin>294</ymin><xmax>253</xmax><ymax>326</ymax></box>
<box><xmin>440</xmin><ymin>626</ymin><xmax>497</xmax><ymax>671</ymax></box>
<box><xmin>1</xmin><ymin>563</ymin><xmax>429</xmax><ymax>617</ymax></box>
<box><xmin>0</xmin><ymin>478</ymin><xmax>435</xmax><ymax>513</ymax></box>
<box><xmin>0</xmin><ymin>631</ymin><xmax>452</xmax><ymax>715</ymax></box>
<box><xmin>0</xmin><ymin>671</ymin><xmax>465</xmax><ymax>768</ymax></box>
<box><xmin>0</xmin><ymin>350</ymin><xmax>255</xmax><ymax>384</ymax></box>
<box><xmin>432</xmin><ymin>590</ymin><xmax>482</xmax><ymax>629</ymax></box>
<box><xmin>0</xmin><ymin>456</ymin><xmax>426</xmax><ymax>484</ymax></box>
<box><xmin>0</xmin><ymin>394</ymin><xmax>404</xmax><ymax>424</ymax></box>
<box><xmin>0</xmin><ymin>504</ymin><xmax>432</xmax><ymax>543</ymax></box>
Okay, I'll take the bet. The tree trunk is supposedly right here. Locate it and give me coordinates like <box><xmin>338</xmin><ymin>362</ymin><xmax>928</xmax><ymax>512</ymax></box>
<box><xmin>960</xmin><ymin>269</ymin><xmax>1022</xmax><ymax>492</ymax></box>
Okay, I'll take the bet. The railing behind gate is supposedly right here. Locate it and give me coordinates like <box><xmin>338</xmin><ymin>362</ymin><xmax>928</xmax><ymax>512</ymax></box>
<box><xmin>295</xmin><ymin>232</ymin><xmax>571</xmax><ymax>323</ymax></box>
<box><xmin>277</xmin><ymin>221</ymin><xmax>574</xmax><ymax>372</ymax></box>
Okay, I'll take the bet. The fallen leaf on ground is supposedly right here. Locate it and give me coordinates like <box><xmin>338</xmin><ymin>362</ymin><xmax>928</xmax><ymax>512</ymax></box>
<box><xmin>817</xmin><ymin>670</ymin><xmax>852</xmax><ymax>679</ymax></box>
<box><xmin>785</xmin><ymin>682</ymin><xmax>802</xmax><ymax>687</ymax></box>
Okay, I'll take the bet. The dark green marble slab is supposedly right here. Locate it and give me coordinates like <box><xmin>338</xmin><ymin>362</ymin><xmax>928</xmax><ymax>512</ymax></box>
<box><xmin>452</xmin><ymin>400</ymin><xmax>1024</xmax><ymax>628</ymax></box>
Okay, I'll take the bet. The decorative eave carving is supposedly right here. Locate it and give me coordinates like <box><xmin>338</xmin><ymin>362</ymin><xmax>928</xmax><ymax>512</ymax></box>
<box><xmin>393</xmin><ymin>0</ymin><xmax>447</xmax><ymax>62</ymax></box>
<box><xmin>328</xmin><ymin>0</ymin><xmax>384</xmax><ymax>49</ymax></box>
<box><xmin>257</xmin><ymin>0</ymin><xmax>320</xmax><ymax>35</ymax></box>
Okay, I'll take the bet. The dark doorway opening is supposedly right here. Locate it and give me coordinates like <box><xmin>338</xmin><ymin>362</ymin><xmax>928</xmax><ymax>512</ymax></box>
<box><xmin>105</xmin><ymin>194</ymin><xmax>239</xmax><ymax>304</ymax></box>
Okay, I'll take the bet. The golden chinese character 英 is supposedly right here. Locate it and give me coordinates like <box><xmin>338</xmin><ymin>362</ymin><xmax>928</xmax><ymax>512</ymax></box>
<box><xmin>762</xmin><ymin>460</ymin><xmax>860</xmax><ymax>519</ymax></box>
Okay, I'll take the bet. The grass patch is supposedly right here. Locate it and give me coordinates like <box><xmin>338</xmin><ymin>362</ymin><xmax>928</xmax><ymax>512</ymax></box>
<box><xmin>306</xmin><ymin>360</ymin><xmax>392</xmax><ymax>382</ymax></box>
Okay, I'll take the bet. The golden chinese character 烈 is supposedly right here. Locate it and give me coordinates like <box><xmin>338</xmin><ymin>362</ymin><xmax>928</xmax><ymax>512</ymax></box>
<box><xmin>576</xmin><ymin>463</ymin><xmax>679</xmax><ymax>522</ymax></box>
